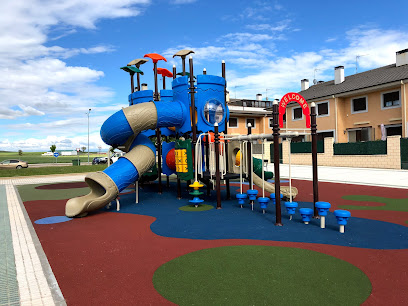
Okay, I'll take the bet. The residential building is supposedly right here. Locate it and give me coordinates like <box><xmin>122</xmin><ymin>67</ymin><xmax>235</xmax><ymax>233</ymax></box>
<box><xmin>227</xmin><ymin>49</ymin><xmax>408</xmax><ymax>145</ymax></box>
<box><xmin>226</xmin><ymin>95</ymin><xmax>273</xmax><ymax>135</ymax></box>
<box><xmin>287</xmin><ymin>49</ymin><xmax>408</xmax><ymax>143</ymax></box>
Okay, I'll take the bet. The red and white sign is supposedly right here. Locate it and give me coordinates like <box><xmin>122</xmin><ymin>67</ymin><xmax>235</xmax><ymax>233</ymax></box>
<box><xmin>279</xmin><ymin>92</ymin><xmax>310</xmax><ymax>128</ymax></box>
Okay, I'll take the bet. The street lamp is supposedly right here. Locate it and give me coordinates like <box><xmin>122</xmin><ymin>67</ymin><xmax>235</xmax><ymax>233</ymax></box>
<box><xmin>86</xmin><ymin>108</ymin><xmax>91</xmax><ymax>163</ymax></box>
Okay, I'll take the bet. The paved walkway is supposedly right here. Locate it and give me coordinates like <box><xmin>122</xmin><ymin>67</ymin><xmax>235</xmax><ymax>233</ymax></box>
<box><xmin>1</xmin><ymin>174</ymin><xmax>85</xmax><ymax>306</ymax></box>
<box><xmin>266</xmin><ymin>164</ymin><xmax>408</xmax><ymax>189</ymax></box>
<box><xmin>0</xmin><ymin>167</ymin><xmax>407</xmax><ymax>305</ymax></box>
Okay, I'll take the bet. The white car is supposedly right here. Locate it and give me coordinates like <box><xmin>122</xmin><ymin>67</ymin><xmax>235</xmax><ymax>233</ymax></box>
<box><xmin>42</xmin><ymin>152</ymin><xmax>54</xmax><ymax>156</ymax></box>
<box><xmin>111</xmin><ymin>152</ymin><xmax>124</xmax><ymax>163</ymax></box>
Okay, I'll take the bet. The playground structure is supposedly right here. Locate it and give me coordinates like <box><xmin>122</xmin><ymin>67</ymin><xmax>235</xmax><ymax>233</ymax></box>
<box><xmin>65</xmin><ymin>49</ymin><xmax>349</xmax><ymax>230</ymax></box>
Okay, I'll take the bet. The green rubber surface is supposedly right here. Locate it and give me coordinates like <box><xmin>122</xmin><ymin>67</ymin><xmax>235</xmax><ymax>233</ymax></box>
<box><xmin>340</xmin><ymin>195</ymin><xmax>408</xmax><ymax>212</ymax></box>
<box><xmin>17</xmin><ymin>183</ymin><xmax>89</xmax><ymax>202</ymax></box>
<box><xmin>179</xmin><ymin>204</ymin><xmax>214</xmax><ymax>212</ymax></box>
<box><xmin>153</xmin><ymin>245</ymin><xmax>371</xmax><ymax>305</ymax></box>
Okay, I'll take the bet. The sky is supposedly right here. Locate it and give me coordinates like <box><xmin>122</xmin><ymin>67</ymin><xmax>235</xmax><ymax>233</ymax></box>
<box><xmin>1</xmin><ymin>0</ymin><xmax>408</xmax><ymax>152</ymax></box>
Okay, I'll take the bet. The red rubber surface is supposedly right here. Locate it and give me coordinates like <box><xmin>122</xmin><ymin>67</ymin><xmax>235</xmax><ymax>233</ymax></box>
<box><xmin>23</xmin><ymin>180</ymin><xmax>408</xmax><ymax>305</ymax></box>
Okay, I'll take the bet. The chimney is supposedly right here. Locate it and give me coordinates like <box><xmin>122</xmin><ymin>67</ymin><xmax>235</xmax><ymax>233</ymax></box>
<box><xmin>396</xmin><ymin>48</ymin><xmax>408</xmax><ymax>67</ymax></box>
<box><xmin>256</xmin><ymin>93</ymin><xmax>262</xmax><ymax>101</ymax></box>
<box><xmin>301</xmin><ymin>79</ymin><xmax>309</xmax><ymax>91</ymax></box>
<box><xmin>226</xmin><ymin>91</ymin><xmax>230</xmax><ymax>102</ymax></box>
<box><xmin>334</xmin><ymin>66</ymin><xmax>344</xmax><ymax>84</ymax></box>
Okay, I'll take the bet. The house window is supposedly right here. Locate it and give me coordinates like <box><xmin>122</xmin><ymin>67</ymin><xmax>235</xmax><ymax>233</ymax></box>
<box><xmin>317</xmin><ymin>101</ymin><xmax>329</xmax><ymax>116</ymax></box>
<box><xmin>269</xmin><ymin>118</ymin><xmax>273</xmax><ymax>128</ymax></box>
<box><xmin>385</xmin><ymin>124</ymin><xmax>402</xmax><ymax>137</ymax></box>
<box><xmin>351</xmin><ymin>97</ymin><xmax>367</xmax><ymax>113</ymax></box>
<box><xmin>348</xmin><ymin>127</ymin><xmax>372</xmax><ymax>142</ymax></box>
<box><xmin>246</xmin><ymin>118</ymin><xmax>255</xmax><ymax>128</ymax></box>
<box><xmin>291</xmin><ymin>135</ymin><xmax>305</xmax><ymax>143</ymax></box>
<box><xmin>228</xmin><ymin>117</ymin><xmax>238</xmax><ymax>128</ymax></box>
<box><xmin>382</xmin><ymin>90</ymin><xmax>400</xmax><ymax>108</ymax></box>
<box><xmin>292</xmin><ymin>107</ymin><xmax>303</xmax><ymax>120</ymax></box>
<box><xmin>317</xmin><ymin>131</ymin><xmax>334</xmax><ymax>141</ymax></box>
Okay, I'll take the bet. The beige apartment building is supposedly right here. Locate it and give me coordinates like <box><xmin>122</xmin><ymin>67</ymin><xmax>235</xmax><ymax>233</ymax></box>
<box><xmin>227</xmin><ymin>49</ymin><xmax>408</xmax><ymax>144</ymax></box>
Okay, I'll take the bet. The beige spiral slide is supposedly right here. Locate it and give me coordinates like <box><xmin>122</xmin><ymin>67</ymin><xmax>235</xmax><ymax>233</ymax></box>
<box><xmin>65</xmin><ymin>102</ymin><xmax>163</xmax><ymax>217</ymax></box>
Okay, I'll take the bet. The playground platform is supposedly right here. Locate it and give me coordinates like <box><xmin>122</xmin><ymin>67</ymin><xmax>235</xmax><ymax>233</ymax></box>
<box><xmin>1</xmin><ymin>166</ymin><xmax>407</xmax><ymax>305</ymax></box>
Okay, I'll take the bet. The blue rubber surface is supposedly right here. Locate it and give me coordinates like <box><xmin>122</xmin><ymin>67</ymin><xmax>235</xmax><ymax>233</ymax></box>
<box><xmin>267</xmin><ymin>179</ymin><xmax>290</xmax><ymax>183</ymax></box>
<box><xmin>35</xmin><ymin>216</ymin><xmax>73</xmax><ymax>224</ymax></box>
<box><xmin>107</xmin><ymin>183</ymin><xmax>408</xmax><ymax>250</ymax></box>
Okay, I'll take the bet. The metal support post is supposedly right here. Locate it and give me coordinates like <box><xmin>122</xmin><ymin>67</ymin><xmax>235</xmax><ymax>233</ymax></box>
<box><xmin>205</xmin><ymin>134</ymin><xmax>211</xmax><ymax>196</ymax></box>
<box><xmin>156</xmin><ymin>128</ymin><xmax>162</xmax><ymax>194</ymax></box>
<box><xmin>311</xmin><ymin>102</ymin><xmax>319</xmax><ymax>217</ymax></box>
<box><xmin>214</xmin><ymin>123</ymin><xmax>222</xmax><ymax>209</ymax></box>
<box><xmin>273</xmin><ymin>101</ymin><xmax>282</xmax><ymax>226</ymax></box>
<box><xmin>173</xmin><ymin>67</ymin><xmax>182</xmax><ymax>199</ymax></box>
<box><xmin>222</xmin><ymin>60</ymin><xmax>230</xmax><ymax>199</ymax></box>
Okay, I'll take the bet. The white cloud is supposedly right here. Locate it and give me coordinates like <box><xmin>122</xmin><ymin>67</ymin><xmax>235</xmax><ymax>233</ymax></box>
<box><xmin>0</xmin><ymin>0</ymin><xmax>151</xmax><ymax>151</ymax></box>
<box><xmin>18</xmin><ymin>105</ymin><xmax>45</xmax><ymax>116</ymax></box>
<box><xmin>325</xmin><ymin>37</ymin><xmax>337</xmax><ymax>43</ymax></box>
<box><xmin>246</xmin><ymin>19</ymin><xmax>292</xmax><ymax>32</ymax></box>
<box><xmin>167</xmin><ymin>27</ymin><xmax>408</xmax><ymax>101</ymax></box>
<box><xmin>163</xmin><ymin>32</ymin><xmax>277</xmax><ymax>69</ymax></box>
<box><xmin>0</xmin><ymin>133</ymin><xmax>109</xmax><ymax>152</ymax></box>
<box><xmin>229</xmin><ymin>28</ymin><xmax>408</xmax><ymax>98</ymax></box>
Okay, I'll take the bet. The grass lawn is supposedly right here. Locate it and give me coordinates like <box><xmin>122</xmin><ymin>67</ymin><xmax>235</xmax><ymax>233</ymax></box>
<box><xmin>0</xmin><ymin>151</ymin><xmax>105</xmax><ymax>164</ymax></box>
<box><xmin>0</xmin><ymin>164</ymin><xmax>108</xmax><ymax>177</ymax></box>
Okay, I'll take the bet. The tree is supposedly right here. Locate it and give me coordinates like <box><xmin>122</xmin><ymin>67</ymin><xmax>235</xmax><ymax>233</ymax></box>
<box><xmin>50</xmin><ymin>144</ymin><xmax>56</xmax><ymax>153</ymax></box>
<box><xmin>81</xmin><ymin>146</ymin><xmax>86</xmax><ymax>152</ymax></box>
<box><xmin>18</xmin><ymin>150</ymin><xmax>23</xmax><ymax>156</ymax></box>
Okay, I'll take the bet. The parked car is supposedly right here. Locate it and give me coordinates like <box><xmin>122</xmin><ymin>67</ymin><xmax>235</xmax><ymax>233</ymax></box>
<box><xmin>92</xmin><ymin>157</ymin><xmax>111</xmax><ymax>165</ymax></box>
<box><xmin>0</xmin><ymin>159</ymin><xmax>28</xmax><ymax>169</ymax></box>
<box><xmin>111</xmin><ymin>152</ymin><xmax>124</xmax><ymax>163</ymax></box>
<box><xmin>41</xmin><ymin>152</ymin><xmax>54</xmax><ymax>156</ymax></box>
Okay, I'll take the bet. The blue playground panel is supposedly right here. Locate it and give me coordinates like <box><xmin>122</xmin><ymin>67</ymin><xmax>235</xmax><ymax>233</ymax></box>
<box><xmin>107</xmin><ymin>183</ymin><xmax>408</xmax><ymax>250</ymax></box>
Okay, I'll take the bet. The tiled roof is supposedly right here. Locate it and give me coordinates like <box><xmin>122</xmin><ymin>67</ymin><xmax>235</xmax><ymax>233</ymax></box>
<box><xmin>299</xmin><ymin>64</ymin><xmax>408</xmax><ymax>101</ymax></box>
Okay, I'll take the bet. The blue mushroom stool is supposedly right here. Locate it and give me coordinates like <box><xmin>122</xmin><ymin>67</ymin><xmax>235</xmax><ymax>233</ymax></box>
<box><xmin>247</xmin><ymin>189</ymin><xmax>258</xmax><ymax>211</ymax></box>
<box><xmin>334</xmin><ymin>210</ymin><xmax>351</xmax><ymax>233</ymax></box>
<box><xmin>258</xmin><ymin>197</ymin><xmax>270</xmax><ymax>214</ymax></box>
<box><xmin>299</xmin><ymin>208</ymin><xmax>313</xmax><ymax>224</ymax></box>
<box><xmin>236</xmin><ymin>193</ymin><xmax>247</xmax><ymax>208</ymax></box>
<box><xmin>315</xmin><ymin>201</ymin><xmax>331</xmax><ymax>228</ymax></box>
<box><xmin>270</xmin><ymin>193</ymin><xmax>283</xmax><ymax>205</ymax></box>
<box><xmin>284</xmin><ymin>201</ymin><xmax>298</xmax><ymax>220</ymax></box>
